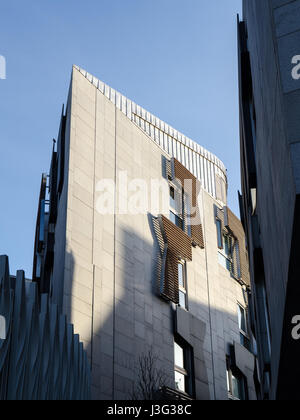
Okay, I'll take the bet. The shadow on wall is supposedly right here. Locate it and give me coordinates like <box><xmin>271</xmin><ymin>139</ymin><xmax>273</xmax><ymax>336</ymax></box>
<box><xmin>62</xmin><ymin>220</ymin><xmax>254</xmax><ymax>401</ymax></box>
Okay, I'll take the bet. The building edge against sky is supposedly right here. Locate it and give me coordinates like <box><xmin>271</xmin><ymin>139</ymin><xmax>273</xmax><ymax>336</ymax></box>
<box><xmin>73</xmin><ymin>66</ymin><xmax>228</xmax><ymax>207</ymax></box>
<box><xmin>32</xmin><ymin>65</ymin><xmax>256</xmax><ymax>400</ymax></box>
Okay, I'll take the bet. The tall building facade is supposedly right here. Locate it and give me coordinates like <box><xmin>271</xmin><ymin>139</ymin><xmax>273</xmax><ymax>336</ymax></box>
<box><xmin>33</xmin><ymin>65</ymin><xmax>256</xmax><ymax>400</ymax></box>
<box><xmin>238</xmin><ymin>0</ymin><xmax>300</xmax><ymax>400</ymax></box>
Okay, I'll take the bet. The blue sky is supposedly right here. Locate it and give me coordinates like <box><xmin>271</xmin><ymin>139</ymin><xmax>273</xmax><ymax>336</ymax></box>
<box><xmin>0</xmin><ymin>0</ymin><xmax>242</xmax><ymax>276</ymax></box>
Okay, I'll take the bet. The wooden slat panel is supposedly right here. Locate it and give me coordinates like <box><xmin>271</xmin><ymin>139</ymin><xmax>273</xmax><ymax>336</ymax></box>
<box><xmin>191</xmin><ymin>223</ymin><xmax>205</xmax><ymax>248</ymax></box>
<box><xmin>161</xmin><ymin>216</ymin><xmax>192</xmax><ymax>261</ymax></box>
<box><xmin>159</xmin><ymin>214</ymin><xmax>193</xmax><ymax>305</ymax></box>
<box><xmin>173</xmin><ymin>159</ymin><xmax>205</xmax><ymax>248</ymax></box>
<box><xmin>163</xmin><ymin>250</ymin><xmax>179</xmax><ymax>304</ymax></box>
<box><xmin>152</xmin><ymin>216</ymin><xmax>182</xmax><ymax>304</ymax></box>
<box><xmin>215</xmin><ymin>206</ymin><xmax>250</xmax><ymax>286</ymax></box>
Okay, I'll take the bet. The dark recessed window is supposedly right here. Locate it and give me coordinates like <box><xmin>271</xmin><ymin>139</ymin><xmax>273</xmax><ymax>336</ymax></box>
<box><xmin>216</xmin><ymin>219</ymin><xmax>223</xmax><ymax>248</ymax></box>
<box><xmin>170</xmin><ymin>211</ymin><xmax>184</xmax><ymax>230</ymax></box>
<box><xmin>226</xmin><ymin>357</ymin><xmax>248</xmax><ymax>401</ymax></box>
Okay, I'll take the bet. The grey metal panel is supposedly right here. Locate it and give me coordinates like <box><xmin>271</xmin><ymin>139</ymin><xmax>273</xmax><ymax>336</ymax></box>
<box><xmin>200</xmin><ymin>156</ymin><xmax>205</xmax><ymax>188</ymax></box>
<box><xmin>0</xmin><ymin>256</ymin><xmax>91</xmax><ymax>400</ymax></box>
<box><xmin>181</xmin><ymin>143</ymin><xmax>185</xmax><ymax>167</ymax></box>
<box><xmin>168</xmin><ymin>136</ymin><xmax>173</xmax><ymax>156</ymax></box>
<box><xmin>277</xmin><ymin>30</ymin><xmax>300</xmax><ymax>93</ymax></box>
<box><xmin>290</xmin><ymin>142</ymin><xmax>300</xmax><ymax>193</ymax></box>
<box><xmin>207</xmin><ymin>162</ymin><xmax>212</xmax><ymax>196</ymax></box>
<box><xmin>195</xmin><ymin>154</ymin><xmax>200</xmax><ymax>184</ymax></box>
<box><xmin>274</xmin><ymin>0</ymin><xmax>300</xmax><ymax>38</ymax></box>
<box><xmin>203</xmin><ymin>159</ymin><xmax>208</xmax><ymax>191</ymax></box>
<box><xmin>172</xmin><ymin>138</ymin><xmax>177</xmax><ymax>159</ymax></box>
<box><xmin>189</xmin><ymin>149</ymin><xmax>194</xmax><ymax>175</ymax></box>
<box><xmin>211</xmin><ymin>164</ymin><xmax>216</xmax><ymax>199</ymax></box>
<box><xmin>185</xmin><ymin>146</ymin><xmax>190</xmax><ymax>172</ymax></box>
<box><xmin>0</xmin><ymin>316</ymin><xmax>5</xmax><ymax>340</ymax></box>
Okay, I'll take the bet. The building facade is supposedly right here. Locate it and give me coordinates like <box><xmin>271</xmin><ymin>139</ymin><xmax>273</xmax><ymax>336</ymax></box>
<box><xmin>33</xmin><ymin>65</ymin><xmax>256</xmax><ymax>400</ymax></box>
<box><xmin>238</xmin><ymin>0</ymin><xmax>300</xmax><ymax>400</ymax></box>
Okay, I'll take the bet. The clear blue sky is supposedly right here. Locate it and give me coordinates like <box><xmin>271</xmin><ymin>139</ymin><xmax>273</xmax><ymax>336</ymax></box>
<box><xmin>0</xmin><ymin>0</ymin><xmax>242</xmax><ymax>276</ymax></box>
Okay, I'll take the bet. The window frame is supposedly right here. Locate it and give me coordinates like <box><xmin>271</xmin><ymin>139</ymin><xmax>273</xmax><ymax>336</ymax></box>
<box><xmin>170</xmin><ymin>210</ymin><xmax>184</xmax><ymax>230</ymax></box>
<box><xmin>169</xmin><ymin>185</ymin><xmax>176</xmax><ymax>208</ymax></box>
<box><xmin>174</xmin><ymin>337</ymin><xmax>195</xmax><ymax>397</ymax></box>
<box><xmin>237</xmin><ymin>303</ymin><xmax>248</xmax><ymax>334</ymax></box>
<box><xmin>169</xmin><ymin>182</ymin><xmax>184</xmax><ymax>232</ymax></box>
<box><xmin>216</xmin><ymin>218</ymin><xmax>223</xmax><ymax>249</ymax></box>
<box><xmin>178</xmin><ymin>259</ymin><xmax>188</xmax><ymax>311</ymax></box>
<box><xmin>237</xmin><ymin>303</ymin><xmax>251</xmax><ymax>351</ymax></box>
<box><xmin>174</xmin><ymin>341</ymin><xmax>188</xmax><ymax>394</ymax></box>
<box><xmin>218</xmin><ymin>233</ymin><xmax>233</xmax><ymax>272</ymax></box>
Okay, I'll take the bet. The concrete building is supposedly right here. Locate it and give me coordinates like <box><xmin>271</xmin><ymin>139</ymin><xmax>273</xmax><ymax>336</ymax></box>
<box><xmin>238</xmin><ymin>0</ymin><xmax>300</xmax><ymax>400</ymax></box>
<box><xmin>33</xmin><ymin>65</ymin><xmax>256</xmax><ymax>400</ymax></box>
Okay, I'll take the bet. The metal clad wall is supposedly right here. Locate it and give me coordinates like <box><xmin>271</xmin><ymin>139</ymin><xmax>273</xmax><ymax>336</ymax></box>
<box><xmin>0</xmin><ymin>256</ymin><xmax>91</xmax><ymax>401</ymax></box>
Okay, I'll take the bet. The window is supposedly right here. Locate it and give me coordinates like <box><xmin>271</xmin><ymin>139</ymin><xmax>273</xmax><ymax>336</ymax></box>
<box><xmin>178</xmin><ymin>261</ymin><xmax>188</xmax><ymax>310</ymax></box>
<box><xmin>218</xmin><ymin>234</ymin><xmax>233</xmax><ymax>272</ymax></box>
<box><xmin>218</xmin><ymin>253</ymin><xmax>232</xmax><ymax>271</ymax></box>
<box><xmin>169</xmin><ymin>181</ymin><xmax>194</xmax><ymax>236</ymax></box>
<box><xmin>184</xmin><ymin>192</ymin><xmax>192</xmax><ymax>237</ymax></box>
<box><xmin>216</xmin><ymin>219</ymin><xmax>223</xmax><ymax>248</ymax></box>
<box><xmin>238</xmin><ymin>304</ymin><xmax>247</xmax><ymax>333</ymax></box>
<box><xmin>256</xmin><ymin>279</ymin><xmax>272</xmax><ymax>361</ymax></box>
<box><xmin>238</xmin><ymin>304</ymin><xmax>251</xmax><ymax>352</ymax></box>
<box><xmin>169</xmin><ymin>184</ymin><xmax>184</xmax><ymax>231</ymax></box>
<box><xmin>224</xmin><ymin>235</ymin><xmax>232</xmax><ymax>258</ymax></box>
<box><xmin>170</xmin><ymin>186</ymin><xmax>176</xmax><ymax>208</ymax></box>
<box><xmin>174</xmin><ymin>342</ymin><xmax>186</xmax><ymax>392</ymax></box>
<box><xmin>170</xmin><ymin>211</ymin><xmax>184</xmax><ymax>230</ymax></box>
<box><xmin>174</xmin><ymin>339</ymin><xmax>194</xmax><ymax>396</ymax></box>
<box><xmin>226</xmin><ymin>358</ymin><xmax>248</xmax><ymax>400</ymax></box>
<box><xmin>216</xmin><ymin>216</ymin><xmax>242</xmax><ymax>280</ymax></box>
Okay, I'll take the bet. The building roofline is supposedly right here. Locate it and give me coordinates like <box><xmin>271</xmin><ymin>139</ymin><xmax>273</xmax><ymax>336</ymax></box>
<box><xmin>72</xmin><ymin>65</ymin><xmax>227</xmax><ymax>178</ymax></box>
